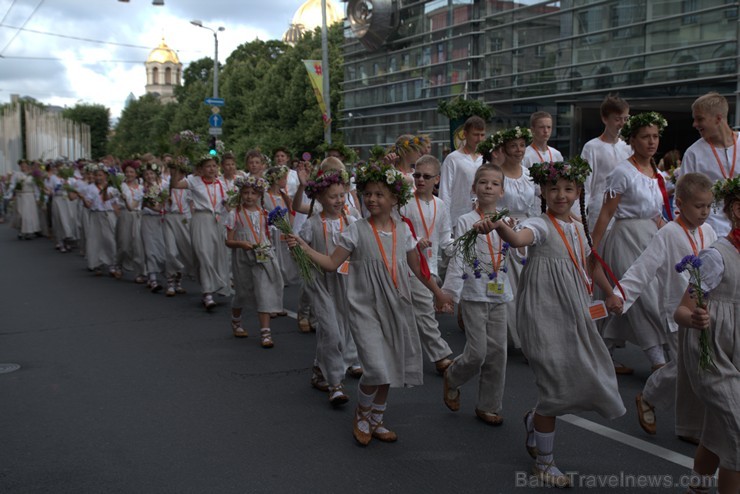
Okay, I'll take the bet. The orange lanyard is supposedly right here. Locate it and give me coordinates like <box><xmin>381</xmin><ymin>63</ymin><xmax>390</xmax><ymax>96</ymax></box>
<box><xmin>321</xmin><ymin>212</ymin><xmax>345</xmax><ymax>255</ymax></box>
<box><xmin>676</xmin><ymin>216</ymin><xmax>704</xmax><ymax>256</ymax></box>
<box><xmin>415</xmin><ymin>194</ymin><xmax>437</xmax><ymax>240</ymax></box>
<box><xmin>369</xmin><ymin>218</ymin><xmax>397</xmax><ymax>289</ymax></box>
<box><xmin>478</xmin><ymin>210</ymin><xmax>502</xmax><ymax>272</ymax></box>
<box><xmin>530</xmin><ymin>144</ymin><xmax>553</xmax><ymax>163</ymax></box>
<box><xmin>173</xmin><ymin>189</ymin><xmax>184</xmax><ymax>214</ymax></box>
<box><xmin>267</xmin><ymin>191</ymin><xmax>281</xmax><ymax>210</ymax></box>
<box><xmin>201</xmin><ymin>177</ymin><xmax>222</xmax><ymax>211</ymax></box>
<box><xmin>708</xmin><ymin>133</ymin><xmax>737</xmax><ymax>179</ymax></box>
<box><xmin>241</xmin><ymin>208</ymin><xmax>263</xmax><ymax>244</ymax></box>
<box><xmin>546</xmin><ymin>212</ymin><xmax>591</xmax><ymax>294</ymax></box>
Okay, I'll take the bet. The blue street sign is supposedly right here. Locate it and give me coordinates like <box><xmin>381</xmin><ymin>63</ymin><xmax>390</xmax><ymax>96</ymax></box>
<box><xmin>208</xmin><ymin>114</ymin><xmax>223</xmax><ymax>128</ymax></box>
<box><xmin>204</xmin><ymin>97</ymin><xmax>225</xmax><ymax>106</ymax></box>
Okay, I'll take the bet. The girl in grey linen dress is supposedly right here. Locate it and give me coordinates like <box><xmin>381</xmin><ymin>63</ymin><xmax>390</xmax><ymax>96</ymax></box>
<box><xmin>488</xmin><ymin>160</ymin><xmax>625</xmax><ymax>487</ymax></box>
<box><xmin>289</xmin><ymin>163</ymin><xmax>453</xmax><ymax>446</ymax></box>
<box><xmin>675</xmin><ymin>185</ymin><xmax>740</xmax><ymax>494</ymax></box>
<box><xmin>225</xmin><ymin>176</ymin><xmax>283</xmax><ymax>348</ymax></box>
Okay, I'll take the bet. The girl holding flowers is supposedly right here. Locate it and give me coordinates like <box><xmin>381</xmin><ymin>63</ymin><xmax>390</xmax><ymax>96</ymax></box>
<box><xmin>170</xmin><ymin>155</ymin><xmax>231</xmax><ymax>310</ymax></box>
<box><xmin>674</xmin><ymin>176</ymin><xmax>740</xmax><ymax>494</ymax></box>
<box><xmin>477</xmin><ymin>127</ymin><xmax>538</xmax><ymax>349</ymax></box>
<box><xmin>162</xmin><ymin>159</ymin><xmax>194</xmax><ymax>297</ymax></box>
<box><xmin>140</xmin><ymin>161</ymin><xmax>168</xmax><ymax>293</ymax></box>
<box><xmin>80</xmin><ymin>164</ymin><xmax>121</xmax><ymax>276</ymax></box>
<box><xmin>591</xmin><ymin>112</ymin><xmax>671</xmax><ymax>373</ymax></box>
<box><xmin>288</xmin><ymin>162</ymin><xmax>454</xmax><ymax>446</ymax></box>
<box><xmin>225</xmin><ymin>176</ymin><xmax>284</xmax><ymax>347</ymax></box>
<box><xmin>441</xmin><ymin>163</ymin><xmax>512</xmax><ymax>426</ymax></box>
<box><xmin>264</xmin><ymin>165</ymin><xmax>299</xmax><ymax>287</ymax></box>
<box><xmin>479</xmin><ymin>158</ymin><xmax>625</xmax><ymax>487</ymax></box>
<box><xmin>298</xmin><ymin>168</ymin><xmax>360</xmax><ymax>405</ymax></box>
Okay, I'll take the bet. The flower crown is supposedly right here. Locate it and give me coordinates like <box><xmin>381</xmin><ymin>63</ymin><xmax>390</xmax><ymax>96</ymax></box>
<box><xmin>395</xmin><ymin>136</ymin><xmax>424</xmax><ymax>157</ymax></box>
<box><xmin>234</xmin><ymin>175</ymin><xmax>269</xmax><ymax>193</ymax></box>
<box><xmin>196</xmin><ymin>153</ymin><xmax>219</xmax><ymax>166</ymax></box>
<box><xmin>141</xmin><ymin>161</ymin><xmax>162</xmax><ymax>176</ymax></box>
<box><xmin>529</xmin><ymin>156</ymin><xmax>592</xmax><ymax>186</ymax></box>
<box><xmin>484</xmin><ymin>126</ymin><xmax>533</xmax><ymax>151</ymax></box>
<box><xmin>355</xmin><ymin>162</ymin><xmax>413</xmax><ymax>207</ymax></box>
<box><xmin>264</xmin><ymin>165</ymin><xmax>289</xmax><ymax>186</ymax></box>
<box><xmin>712</xmin><ymin>176</ymin><xmax>740</xmax><ymax>204</ymax></box>
<box><xmin>86</xmin><ymin>163</ymin><xmax>109</xmax><ymax>174</ymax></box>
<box><xmin>620</xmin><ymin>111</ymin><xmax>668</xmax><ymax>140</ymax></box>
<box><xmin>304</xmin><ymin>169</ymin><xmax>350</xmax><ymax>199</ymax></box>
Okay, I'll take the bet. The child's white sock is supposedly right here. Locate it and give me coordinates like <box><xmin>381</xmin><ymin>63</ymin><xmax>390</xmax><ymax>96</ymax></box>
<box><xmin>526</xmin><ymin>411</ymin><xmax>536</xmax><ymax>449</ymax></box>
<box><xmin>534</xmin><ymin>430</ymin><xmax>564</xmax><ymax>475</ymax></box>
<box><xmin>358</xmin><ymin>388</ymin><xmax>376</xmax><ymax>409</ymax></box>
<box><xmin>644</xmin><ymin>345</ymin><xmax>666</xmax><ymax>366</ymax></box>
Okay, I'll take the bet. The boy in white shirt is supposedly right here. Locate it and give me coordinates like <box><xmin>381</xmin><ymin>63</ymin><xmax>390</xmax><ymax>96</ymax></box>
<box><xmin>581</xmin><ymin>95</ymin><xmax>632</xmax><ymax>229</ymax></box>
<box><xmin>439</xmin><ymin>116</ymin><xmax>487</xmax><ymax>221</ymax></box>
<box><xmin>613</xmin><ymin>174</ymin><xmax>717</xmax><ymax>441</ymax></box>
<box><xmin>400</xmin><ymin>155</ymin><xmax>454</xmax><ymax>374</ymax></box>
<box><xmin>680</xmin><ymin>91</ymin><xmax>740</xmax><ymax>236</ymax></box>
<box><xmin>522</xmin><ymin>111</ymin><xmax>563</xmax><ymax>168</ymax></box>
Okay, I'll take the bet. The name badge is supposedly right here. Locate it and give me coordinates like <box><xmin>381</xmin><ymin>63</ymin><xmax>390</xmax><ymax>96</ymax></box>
<box><xmin>338</xmin><ymin>260</ymin><xmax>350</xmax><ymax>275</ymax></box>
<box><xmin>255</xmin><ymin>251</ymin><xmax>269</xmax><ymax>264</ymax></box>
<box><xmin>487</xmin><ymin>281</ymin><xmax>504</xmax><ymax>296</ymax></box>
<box><xmin>589</xmin><ymin>301</ymin><xmax>608</xmax><ymax>320</ymax></box>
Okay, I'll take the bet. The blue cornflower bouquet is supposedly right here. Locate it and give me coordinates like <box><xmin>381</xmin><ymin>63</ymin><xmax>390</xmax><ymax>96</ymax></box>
<box><xmin>267</xmin><ymin>206</ymin><xmax>317</xmax><ymax>283</ymax></box>
<box><xmin>675</xmin><ymin>254</ymin><xmax>714</xmax><ymax>371</ymax></box>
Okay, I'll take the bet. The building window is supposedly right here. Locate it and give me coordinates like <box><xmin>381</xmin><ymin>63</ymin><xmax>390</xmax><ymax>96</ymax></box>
<box><xmin>682</xmin><ymin>0</ymin><xmax>698</xmax><ymax>24</ymax></box>
<box><xmin>165</xmin><ymin>67</ymin><xmax>172</xmax><ymax>85</ymax></box>
<box><xmin>152</xmin><ymin>67</ymin><xmax>159</xmax><ymax>85</ymax></box>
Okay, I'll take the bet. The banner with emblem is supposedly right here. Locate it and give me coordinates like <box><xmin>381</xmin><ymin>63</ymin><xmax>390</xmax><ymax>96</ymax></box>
<box><xmin>303</xmin><ymin>60</ymin><xmax>330</xmax><ymax>128</ymax></box>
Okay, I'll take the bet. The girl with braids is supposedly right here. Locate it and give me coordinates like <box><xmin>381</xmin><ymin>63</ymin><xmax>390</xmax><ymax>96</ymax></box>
<box><xmin>388</xmin><ymin>134</ymin><xmax>425</xmax><ymax>187</ymax></box>
<box><xmin>264</xmin><ymin>165</ymin><xmax>299</xmax><ymax>288</ymax></box>
<box><xmin>298</xmin><ymin>168</ymin><xmax>361</xmax><ymax>405</ymax></box>
<box><xmin>478</xmin><ymin>158</ymin><xmax>624</xmax><ymax>488</ymax></box>
<box><xmin>224</xmin><ymin>176</ymin><xmax>283</xmax><ymax>347</ymax></box>
<box><xmin>477</xmin><ymin>127</ymin><xmax>539</xmax><ymax>349</ymax></box>
<box><xmin>591</xmin><ymin>112</ymin><xmax>671</xmax><ymax>374</ymax></box>
<box><xmin>288</xmin><ymin>162</ymin><xmax>453</xmax><ymax>446</ymax></box>
<box><xmin>113</xmin><ymin>160</ymin><xmax>146</xmax><ymax>282</ymax></box>
<box><xmin>675</xmin><ymin>176</ymin><xmax>740</xmax><ymax>494</ymax></box>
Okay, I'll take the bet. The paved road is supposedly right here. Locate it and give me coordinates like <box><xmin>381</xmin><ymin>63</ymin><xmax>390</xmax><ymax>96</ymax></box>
<box><xmin>0</xmin><ymin>224</ymin><xmax>700</xmax><ymax>493</ymax></box>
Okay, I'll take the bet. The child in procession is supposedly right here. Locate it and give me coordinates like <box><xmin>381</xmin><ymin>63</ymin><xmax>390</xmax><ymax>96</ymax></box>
<box><xmin>441</xmin><ymin>163</ymin><xmax>511</xmax><ymax>426</ymax></box>
<box><xmin>288</xmin><ymin>162</ymin><xmax>454</xmax><ymax>446</ymax></box>
<box><xmin>162</xmin><ymin>159</ymin><xmax>194</xmax><ymax>297</ymax></box>
<box><xmin>522</xmin><ymin>112</ymin><xmax>563</xmax><ymax>168</ymax></box>
<box><xmin>115</xmin><ymin>160</ymin><xmax>147</xmax><ymax>283</ymax></box>
<box><xmin>140</xmin><ymin>161</ymin><xmax>168</xmax><ymax>293</ymax></box>
<box><xmin>225</xmin><ymin>176</ymin><xmax>284</xmax><ymax>347</ymax></box>
<box><xmin>479</xmin><ymin>158</ymin><xmax>625</xmax><ymax>487</ymax></box>
<box><xmin>80</xmin><ymin>165</ymin><xmax>120</xmax><ymax>276</ymax></box>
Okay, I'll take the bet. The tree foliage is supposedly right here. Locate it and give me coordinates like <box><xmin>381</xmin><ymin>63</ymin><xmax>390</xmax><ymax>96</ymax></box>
<box><xmin>62</xmin><ymin>103</ymin><xmax>110</xmax><ymax>159</ymax></box>
<box><xmin>110</xmin><ymin>23</ymin><xmax>345</xmax><ymax>162</ymax></box>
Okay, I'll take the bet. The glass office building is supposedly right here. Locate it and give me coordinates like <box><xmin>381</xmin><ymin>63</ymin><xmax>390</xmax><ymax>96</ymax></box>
<box><xmin>340</xmin><ymin>0</ymin><xmax>739</xmax><ymax>157</ymax></box>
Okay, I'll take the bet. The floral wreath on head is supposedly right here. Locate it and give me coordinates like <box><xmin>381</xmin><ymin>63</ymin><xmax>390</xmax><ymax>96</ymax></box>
<box><xmin>487</xmin><ymin>126</ymin><xmax>533</xmax><ymax>151</ymax></box>
<box><xmin>304</xmin><ymin>169</ymin><xmax>350</xmax><ymax>200</ymax></box>
<box><xmin>620</xmin><ymin>111</ymin><xmax>668</xmax><ymax>141</ymax></box>
<box><xmin>196</xmin><ymin>153</ymin><xmax>219</xmax><ymax>166</ymax></box>
<box><xmin>264</xmin><ymin>165</ymin><xmax>289</xmax><ymax>186</ymax></box>
<box><xmin>87</xmin><ymin>162</ymin><xmax>109</xmax><ymax>174</ymax></box>
<box><xmin>712</xmin><ymin>176</ymin><xmax>740</xmax><ymax>205</ymax></box>
<box><xmin>529</xmin><ymin>156</ymin><xmax>592</xmax><ymax>186</ymax></box>
<box><xmin>394</xmin><ymin>135</ymin><xmax>424</xmax><ymax>157</ymax></box>
<box><xmin>169</xmin><ymin>156</ymin><xmax>192</xmax><ymax>174</ymax></box>
<box><xmin>355</xmin><ymin>161</ymin><xmax>413</xmax><ymax>207</ymax></box>
<box><xmin>121</xmin><ymin>159</ymin><xmax>140</xmax><ymax>172</ymax></box>
<box><xmin>234</xmin><ymin>175</ymin><xmax>269</xmax><ymax>194</ymax></box>
<box><xmin>140</xmin><ymin>161</ymin><xmax>162</xmax><ymax>176</ymax></box>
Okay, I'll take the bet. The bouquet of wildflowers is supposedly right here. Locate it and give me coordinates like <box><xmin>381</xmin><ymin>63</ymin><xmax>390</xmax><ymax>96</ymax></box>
<box><xmin>267</xmin><ymin>206</ymin><xmax>317</xmax><ymax>282</ymax></box>
<box><xmin>107</xmin><ymin>168</ymin><xmax>125</xmax><ymax>193</ymax></box>
<box><xmin>451</xmin><ymin>208</ymin><xmax>510</xmax><ymax>277</ymax></box>
<box><xmin>58</xmin><ymin>166</ymin><xmax>75</xmax><ymax>180</ymax></box>
<box><xmin>142</xmin><ymin>184</ymin><xmax>168</xmax><ymax>209</ymax></box>
<box><xmin>675</xmin><ymin>254</ymin><xmax>715</xmax><ymax>371</ymax></box>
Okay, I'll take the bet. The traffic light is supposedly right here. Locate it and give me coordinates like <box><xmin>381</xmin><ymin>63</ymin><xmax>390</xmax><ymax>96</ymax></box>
<box><xmin>208</xmin><ymin>136</ymin><xmax>217</xmax><ymax>157</ymax></box>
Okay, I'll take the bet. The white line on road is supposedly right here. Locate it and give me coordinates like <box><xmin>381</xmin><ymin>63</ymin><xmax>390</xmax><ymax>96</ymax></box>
<box><xmin>560</xmin><ymin>414</ymin><xmax>694</xmax><ymax>469</ymax></box>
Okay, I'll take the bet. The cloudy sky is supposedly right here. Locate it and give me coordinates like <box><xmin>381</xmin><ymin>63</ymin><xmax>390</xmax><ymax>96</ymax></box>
<box><xmin>0</xmin><ymin>0</ymin><xmax>342</xmax><ymax>119</ymax></box>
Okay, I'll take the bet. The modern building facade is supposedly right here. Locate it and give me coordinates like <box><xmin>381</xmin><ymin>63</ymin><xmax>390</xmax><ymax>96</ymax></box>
<box><xmin>340</xmin><ymin>0</ymin><xmax>740</xmax><ymax>157</ymax></box>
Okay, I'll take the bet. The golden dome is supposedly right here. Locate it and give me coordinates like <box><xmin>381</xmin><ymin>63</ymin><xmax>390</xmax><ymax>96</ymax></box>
<box><xmin>147</xmin><ymin>38</ymin><xmax>180</xmax><ymax>65</ymax></box>
<box><xmin>291</xmin><ymin>0</ymin><xmax>342</xmax><ymax>32</ymax></box>
<box><xmin>283</xmin><ymin>24</ymin><xmax>305</xmax><ymax>45</ymax></box>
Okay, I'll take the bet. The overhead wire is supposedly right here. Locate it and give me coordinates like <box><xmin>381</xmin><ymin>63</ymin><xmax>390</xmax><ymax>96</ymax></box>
<box><xmin>0</xmin><ymin>0</ymin><xmax>19</xmax><ymax>26</ymax></box>
<box><xmin>0</xmin><ymin>0</ymin><xmax>46</xmax><ymax>56</ymax></box>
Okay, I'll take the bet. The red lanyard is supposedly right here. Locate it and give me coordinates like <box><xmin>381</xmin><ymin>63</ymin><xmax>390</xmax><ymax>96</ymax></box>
<box><xmin>676</xmin><ymin>216</ymin><xmax>704</xmax><ymax>256</ymax></box>
<box><xmin>173</xmin><ymin>189</ymin><xmax>184</xmax><ymax>214</ymax></box>
<box><xmin>708</xmin><ymin>133</ymin><xmax>737</xmax><ymax>179</ymax></box>
<box><xmin>320</xmin><ymin>212</ymin><xmax>345</xmax><ymax>255</ymax></box>
<box><xmin>241</xmin><ymin>208</ymin><xmax>264</xmax><ymax>244</ymax></box>
<box><xmin>546</xmin><ymin>212</ymin><xmax>591</xmax><ymax>295</ymax></box>
<box><xmin>530</xmin><ymin>144</ymin><xmax>553</xmax><ymax>163</ymax></box>
<box><xmin>478</xmin><ymin>210</ymin><xmax>502</xmax><ymax>272</ymax></box>
<box><xmin>369</xmin><ymin>218</ymin><xmax>397</xmax><ymax>289</ymax></box>
<box><xmin>415</xmin><ymin>194</ymin><xmax>437</xmax><ymax>239</ymax></box>
<box><xmin>629</xmin><ymin>157</ymin><xmax>673</xmax><ymax>220</ymax></box>
<box><xmin>201</xmin><ymin>177</ymin><xmax>223</xmax><ymax>211</ymax></box>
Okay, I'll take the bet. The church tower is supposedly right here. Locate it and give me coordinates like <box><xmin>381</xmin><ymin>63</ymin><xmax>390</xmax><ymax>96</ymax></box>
<box><xmin>145</xmin><ymin>38</ymin><xmax>182</xmax><ymax>103</ymax></box>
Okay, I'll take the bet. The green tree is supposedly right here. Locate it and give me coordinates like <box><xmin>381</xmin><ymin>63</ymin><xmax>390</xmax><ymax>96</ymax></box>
<box><xmin>109</xmin><ymin>94</ymin><xmax>176</xmax><ymax>157</ymax></box>
<box><xmin>63</xmin><ymin>103</ymin><xmax>110</xmax><ymax>159</ymax></box>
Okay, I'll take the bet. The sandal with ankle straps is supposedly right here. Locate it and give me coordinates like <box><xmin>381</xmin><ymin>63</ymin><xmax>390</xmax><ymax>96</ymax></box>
<box><xmin>260</xmin><ymin>329</ymin><xmax>274</xmax><ymax>348</ymax></box>
<box><xmin>328</xmin><ymin>384</ymin><xmax>349</xmax><ymax>406</ymax></box>
<box><xmin>370</xmin><ymin>412</ymin><xmax>398</xmax><ymax>443</ymax></box>
<box><xmin>231</xmin><ymin>318</ymin><xmax>248</xmax><ymax>338</ymax></box>
<box><xmin>353</xmin><ymin>404</ymin><xmax>373</xmax><ymax>446</ymax></box>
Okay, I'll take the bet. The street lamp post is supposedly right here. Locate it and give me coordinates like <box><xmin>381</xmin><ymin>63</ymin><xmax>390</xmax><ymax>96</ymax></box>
<box><xmin>190</xmin><ymin>20</ymin><xmax>225</xmax><ymax>99</ymax></box>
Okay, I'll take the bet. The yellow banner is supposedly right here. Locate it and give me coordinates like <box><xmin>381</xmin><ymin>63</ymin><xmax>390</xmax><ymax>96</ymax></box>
<box><xmin>303</xmin><ymin>60</ymin><xmax>330</xmax><ymax>127</ymax></box>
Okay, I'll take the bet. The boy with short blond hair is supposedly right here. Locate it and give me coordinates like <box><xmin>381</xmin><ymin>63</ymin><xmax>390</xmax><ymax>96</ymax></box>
<box><xmin>439</xmin><ymin>116</ymin><xmax>487</xmax><ymax>221</ymax></box>
<box><xmin>522</xmin><ymin>111</ymin><xmax>563</xmax><ymax>168</ymax></box>
<box><xmin>400</xmin><ymin>154</ymin><xmax>454</xmax><ymax>374</ymax></box>
<box><xmin>613</xmin><ymin>173</ymin><xmax>717</xmax><ymax>440</ymax></box>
